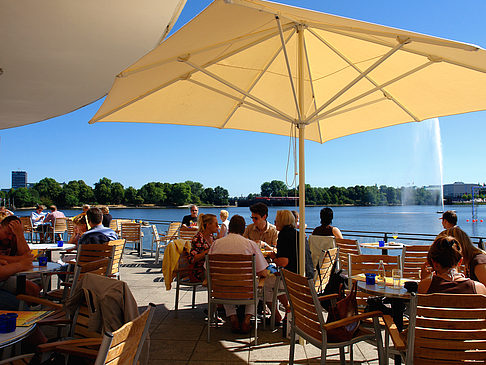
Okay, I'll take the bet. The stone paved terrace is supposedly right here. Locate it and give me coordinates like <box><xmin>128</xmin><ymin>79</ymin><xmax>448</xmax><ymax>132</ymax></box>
<box><xmin>117</xmin><ymin>250</ymin><xmax>382</xmax><ymax>365</ymax></box>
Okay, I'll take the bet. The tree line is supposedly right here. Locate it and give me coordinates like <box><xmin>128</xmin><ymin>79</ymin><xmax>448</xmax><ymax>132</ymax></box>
<box><xmin>0</xmin><ymin>177</ymin><xmax>446</xmax><ymax>209</ymax></box>
<box><xmin>0</xmin><ymin>178</ymin><xmax>229</xmax><ymax>208</ymax></box>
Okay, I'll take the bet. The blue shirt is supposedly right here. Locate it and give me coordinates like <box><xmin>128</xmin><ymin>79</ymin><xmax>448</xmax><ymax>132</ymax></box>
<box><xmin>78</xmin><ymin>225</ymin><xmax>118</xmax><ymax>245</ymax></box>
<box><xmin>31</xmin><ymin>211</ymin><xmax>46</xmax><ymax>228</ymax></box>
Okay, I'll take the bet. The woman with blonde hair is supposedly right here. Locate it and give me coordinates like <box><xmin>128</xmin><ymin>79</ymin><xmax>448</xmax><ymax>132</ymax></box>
<box><xmin>217</xmin><ymin>210</ymin><xmax>229</xmax><ymax>239</ymax></box>
<box><xmin>188</xmin><ymin>213</ymin><xmax>218</xmax><ymax>281</ymax></box>
<box><xmin>442</xmin><ymin>226</ymin><xmax>486</xmax><ymax>286</ymax></box>
<box><xmin>419</xmin><ymin>235</ymin><xmax>486</xmax><ymax>294</ymax></box>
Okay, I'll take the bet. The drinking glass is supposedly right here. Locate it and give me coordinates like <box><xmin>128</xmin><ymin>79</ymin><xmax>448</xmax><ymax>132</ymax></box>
<box><xmin>392</xmin><ymin>232</ymin><xmax>398</xmax><ymax>241</ymax></box>
<box><xmin>392</xmin><ymin>269</ymin><xmax>402</xmax><ymax>288</ymax></box>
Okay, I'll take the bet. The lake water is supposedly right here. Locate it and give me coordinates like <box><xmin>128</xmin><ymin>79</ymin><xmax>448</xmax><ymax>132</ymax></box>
<box><xmin>21</xmin><ymin>204</ymin><xmax>486</xmax><ymax>250</ymax></box>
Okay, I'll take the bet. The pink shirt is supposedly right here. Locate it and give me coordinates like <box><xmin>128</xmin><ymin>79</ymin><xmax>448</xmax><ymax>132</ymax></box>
<box><xmin>43</xmin><ymin>210</ymin><xmax>66</xmax><ymax>225</ymax></box>
<box><xmin>208</xmin><ymin>233</ymin><xmax>268</xmax><ymax>273</ymax></box>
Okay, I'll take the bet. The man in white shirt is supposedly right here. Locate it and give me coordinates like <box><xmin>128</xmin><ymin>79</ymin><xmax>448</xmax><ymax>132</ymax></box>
<box><xmin>209</xmin><ymin>215</ymin><xmax>267</xmax><ymax>333</ymax></box>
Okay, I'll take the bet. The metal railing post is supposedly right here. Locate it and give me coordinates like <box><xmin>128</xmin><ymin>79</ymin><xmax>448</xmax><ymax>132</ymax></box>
<box><xmin>384</xmin><ymin>233</ymin><xmax>388</xmax><ymax>243</ymax></box>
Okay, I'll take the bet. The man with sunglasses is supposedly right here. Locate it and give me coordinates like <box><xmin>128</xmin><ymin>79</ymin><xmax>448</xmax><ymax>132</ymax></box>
<box><xmin>182</xmin><ymin>204</ymin><xmax>199</xmax><ymax>228</ymax></box>
<box><xmin>243</xmin><ymin>202</ymin><xmax>278</xmax><ymax>247</ymax></box>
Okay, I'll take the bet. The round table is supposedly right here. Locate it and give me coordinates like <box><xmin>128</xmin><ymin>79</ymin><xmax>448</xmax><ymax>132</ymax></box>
<box><xmin>28</xmin><ymin>243</ymin><xmax>76</xmax><ymax>251</ymax></box>
<box><xmin>16</xmin><ymin>262</ymin><xmax>62</xmax><ymax>296</ymax></box>
<box><xmin>359</xmin><ymin>242</ymin><xmax>404</xmax><ymax>255</ymax></box>
<box><xmin>0</xmin><ymin>324</ymin><xmax>35</xmax><ymax>350</ymax></box>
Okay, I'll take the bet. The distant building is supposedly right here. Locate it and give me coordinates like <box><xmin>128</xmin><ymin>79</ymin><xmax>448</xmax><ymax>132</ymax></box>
<box><xmin>443</xmin><ymin>182</ymin><xmax>478</xmax><ymax>199</ymax></box>
<box><xmin>11</xmin><ymin>171</ymin><xmax>27</xmax><ymax>189</ymax></box>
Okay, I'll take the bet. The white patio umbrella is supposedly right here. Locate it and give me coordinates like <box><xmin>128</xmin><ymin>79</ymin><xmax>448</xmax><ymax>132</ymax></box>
<box><xmin>90</xmin><ymin>0</ymin><xmax>486</xmax><ymax>274</ymax></box>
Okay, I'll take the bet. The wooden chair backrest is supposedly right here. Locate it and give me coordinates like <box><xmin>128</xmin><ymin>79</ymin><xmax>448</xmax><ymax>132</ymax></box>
<box><xmin>109</xmin><ymin>219</ymin><xmax>119</xmax><ymax>235</ymax></box>
<box><xmin>179</xmin><ymin>228</ymin><xmax>197</xmax><ymax>241</ymax></box>
<box><xmin>66</xmin><ymin>218</ymin><xmax>75</xmax><ymax>236</ymax></box>
<box><xmin>281</xmin><ymin>268</ymin><xmax>324</xmax><ymax>344</ymax></box>
<box><xmin>409</xmin><ymin>293</ymin><xmax>486</xmax><ymax>364</ymax></box>
<box><xmin>20</xmin><ymin>216</ymin><xmax>33</xmax><ymax>233</ymax></box>
<box><xmin>314</xmin><ymin>248</ymin><xmax>338</xmax><ymax>292</ymax></box>
<box><xmin>76</xmin><ymin>244</ymin><xmax>114</xmax><ymax>275</ymax></box>
<box><xmin>98</xmin><ymin>303</ymin><xmax>155</xmax><ymax>365</ymax></box>
<box><xmin>308</xmin><ymin>235</ymin><xmax>335</xmax><ymax>271</ymax></box>
<box><xmin>403</xmin><ymin>244</ymin><xmax>430</xmax><ymax>279</ymax></box>
<box><xmin>53</xmin><ymin>217</ymin><xmax>67</xmax><ymax>232</ymax></box>
<box><xmin>107</xmin><ymin>239</ymin><xmax>126</xmax><ymax>277</ymax></box>
<box><xmin>348</xmin><ymin>254</ymin><xmax>400</xmax><ymax>278</ymax></box>
<box><xmin>120</xmin><ymin>222</ymin><xmax>141</xmax><ymax>242</ymax></box>
<box><xmin>207</xmin><ymin>254</ymin><xmax>256</xmax><ymax>301</ymax></box>
<box><xmin>335</xmin><ymin>238</ymin><xmax>359</xmax><ymax>271</ymax></box>
<box><xmin>164</xmin><ymin>222</ymin><xmax>182</xmax><ymax>240</ymax></box>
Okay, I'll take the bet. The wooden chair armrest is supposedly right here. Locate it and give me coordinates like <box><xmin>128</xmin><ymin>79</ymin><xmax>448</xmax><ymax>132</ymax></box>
<box><xmin>383</xmin><ymin>314</ymin><xmax>406</xmax><ymax>350</ymax></box>
<box><xmin>37</xmin><ymin>318</ymin><xmax>71</xmax><ymax>326</ymax></box>
<box><xmin>55</xmin><ymin>345</ymin><xmax>99</xmax><ymax>359</ymax></box>
<box><xmin>16</xmin><ymin>295</ymin><xmax>63</xmax><ymax>310</ymax></box>
<box><xmin>37</xmin><ymin>337</ymin><xmax>102</xmax><ymax>352</ymax></box>
<box><xmin>317</xmin><ymin>293</ymin><xmax>339</xmax><ymax>301</ymax></box>
<box><xmin>323</xmin><ymin>310</ymin><xmax>383</xmax><ymax>331</ymax></box>
<box><xmin>77</xmin><ymin>258</ymin><xmax>110</xmax><ymax>272</ymax></box>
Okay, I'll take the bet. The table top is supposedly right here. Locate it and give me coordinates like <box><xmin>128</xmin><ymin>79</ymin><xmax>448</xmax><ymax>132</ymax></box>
<box><xmin>359</xmin><ymin>242</ymin><xmax>404</xmax><ymax>250</ymax></box>
<box><xmin>29</xmin><ymin>243</ymin><xmax>76</xmax><ymax>251</ymax></box>
<box><xmin>0</xmin><ymin>324</ymin><xmax>35</xmax><ymax>349</ymax></box>
<box><xmin>357</xmin><ymin>280</ymin><xmax>411</xmax><ymax>299</ymax></box>
<box><xmin>17</xmin><ymin>261</ymin><xmax>61</xmax><ymax>275</ymax></box>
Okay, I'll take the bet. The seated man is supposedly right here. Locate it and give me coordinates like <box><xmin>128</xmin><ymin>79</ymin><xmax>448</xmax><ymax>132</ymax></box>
<box><xmin>0</xmin><ymin>206</ymin><xmax>14</xmax><ymax>222</ymax></box>
<box><xmin>31</xmin><ymin>204</ymin><xmax>46</xmax><ymax>230</ymax></box>
<box><xmin>208</xmin><ymin>215</ymin><xmax>268</xmax><ymax>333</ymax></box>
<box><xmin>0</xmin><ymin>216</ymin><xmax>39</xmax><ymax>303</ymax></box>
<box><xmin>181</xmin><ymin>204</ymin><xmax>199</xmax><ymax>230</ymax></box>
<box><xmin>78</xmin><ymin>207</ymin><xmax>118</xmax><ymax>245</ymax></box>
<box><xmin>243</xmin><ymin>202</ymin><xmax>278</xmax><ymax>247</ymax></box>
<box><xmin>42</xmin><ymin>205</ymin><xmax>66</xmax><ymax>242</ymax></box>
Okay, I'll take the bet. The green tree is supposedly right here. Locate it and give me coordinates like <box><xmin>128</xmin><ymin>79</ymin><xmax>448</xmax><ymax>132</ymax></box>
<box><xmin>261</xmin><ymin>180</ymin><xmax>288</xmax><ymax>197</ymax></box>
<box><xmin>33</xmin><ymin>178</ymin><xmax>62</xmax><ymax>206</ymax></box>
<box><xmin>12</xmin><ymin>188</ymin><xmax>36</xmax><ymax>207</ymax></box>
<box><xmin>77</xmin><ymin>180</ymin><xmax>95</xmax><ymax>204</ymax></box>
<box><xmin>169</xmin><ymin>183</ymin><xmax>191</xmax><ymax>206</ymax></box>
<box><xmin>124</xmin><ymin>187</ymin><xmax>144</xmax><ymax>206</ymax></box>
<box><xmin>202</xmin><ymin>188</ymin><xmax>215</xmax><ymax>204</ymax></box>
<box><xmin>184</xmin><ymin>181</ymin><xmax>203</xmax><ymax>205</ymax></box>
<box><xmin>111</xmin><ymin>182</ymin><xmax>125</xmax><ymax>204</ymax></box>
<box><xmin>139</xmin><ymin>182</ymin><xmax>166</xmax><ymax>205</ymax></box>
<box><xmin>61</xmin><ymin>180</ymin><xmax>80</xmax><ymax>207</ymax></box>
<box><xmin>213</xmin><ymin>186</ymin><xmax>229</xmax><ymax>205</ymax></box>
<box><xmin>94</xmin><ymin>177</ymin><xmax>112</xmax><ymax>204</ymax></box>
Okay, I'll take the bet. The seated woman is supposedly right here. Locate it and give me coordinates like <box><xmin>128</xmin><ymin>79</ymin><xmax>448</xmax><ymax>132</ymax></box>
<box><xmin>418</xmin><ymin>235</ymin><xmax>486</xmax><ymax>294</ymax></box>
<box><xmin>188</xmin><ymin>214</ymin><xmax>218</xmax><ymax>282</ymax></box>
<box><xmin>440</xmin><ymin>226</ymin><xmax>486</xmax><ymax>287</ymax></box>
<box><xmin>217</xmin><ymin>210</ymin><xmax>229</xmax><ymax>239</ymax></box>
<box><xmin>312</xmin><ymin>207</ymin><xmax>343</xmax><ymax>239</ymax></box>
<box><xmin>265</xmin><ymin>210</ymin><xmax>313</xmax><ymax>324</ymax></box>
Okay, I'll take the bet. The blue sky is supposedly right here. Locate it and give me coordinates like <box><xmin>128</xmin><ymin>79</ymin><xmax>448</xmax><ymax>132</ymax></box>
<box><xmin>1</xmin><ymin>0</ymin><xmax>486</xmax><ymax>196</ymax></box>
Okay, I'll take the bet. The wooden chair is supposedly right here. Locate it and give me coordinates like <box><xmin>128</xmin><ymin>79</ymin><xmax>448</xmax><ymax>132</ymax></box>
<box><xmin>281</xmin><ymin>268</ymin><xmax>386</xmax><ymax>365</ymax></box>
<box><xmin>402</xmin><ymin>244</ymin><xmax>430</xmax><ymax>279</ymax></box>
<box><xmin>121</xmin><ymin>222</ymin><xmax>143</xmax><ymax>257</ymax></box>
<box><xmin>385</xmin><ymin>293</ymin><xmax>486</xmax><ymax>365</ymax></box>
<box><xmin>66</xmin><ymin>218</ymin><xmax>74</xmax><ymax>242</ymax></box>
<box><xmin>35</xmin><ymin>303</ymin><xmax>155</xmax><ymax>365</ymax></box>
<box><xmin>109</xmin><ymin>219</ymin><xmax>119</xmax><ymax>236</ymax></box>
<box><xmin>308</xmin><ymin>235</ymin><xmax>335</xmax><ymax>275</ymax></box>
<box><xmin>179</xmin><ymin>227</ymin><xmax>198</xmax><ymax>241</ymax></box>
<box><xmin>335</xmin><ymin>238</ymin><xmax>360</xmax><ymax>273</ymax></box>
<box><xmin>173</xmin><ymin>245</ymin><xmax>203</xmax><ymax>315</ymax></box>
<box><xmin>19</xmin><ymin>216</ymin><xmax>33</xmax><ymax>243</ymax></box>
<box><xmin>314</xmin><ymin>248</ymin><xmax>338</xmax><ymax>293</ymax></box>
<box><xmin>48</xmin><ymin>217</ymin><xmax>67</xmax><ymax>243</ymax></box>
<box><xmin>107</xmin><ymin>239</ymin><xmax>126</xmax><ymax>279</ymax></box>
<box><xmin>153</xmin><ymin>222</ymin><xmax>181</xmax><ymax>264</ymax></box>
<box><xmin>206</xmin><ymin>254</ymin><xmax>258</xmax><ymax>344</ymax></box>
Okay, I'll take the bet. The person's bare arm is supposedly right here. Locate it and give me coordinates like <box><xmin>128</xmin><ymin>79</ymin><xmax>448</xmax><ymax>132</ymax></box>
<box><xmin>9</xmin><ymin>220</ymin><xmax>30</xmax><ymax>255</ymax></box>
<box><xmin>474</xmin><ymin>263</ymin><xmax>486</xmax><ymax>287</ymax></box>
<box><xmin>333</xmin><ymin>227</ymin><xmax>343</xmax><ymax>239</ymax></box>
<box><xmin>0</xmin><ymin>258</ymin><xmax>33</xmax><ymax>281</ymax></box>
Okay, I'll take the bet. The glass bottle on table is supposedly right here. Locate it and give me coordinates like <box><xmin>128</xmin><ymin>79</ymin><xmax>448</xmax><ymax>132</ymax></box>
<box><xmin>377</xmin><ymin>260</ymin><xmax>386</xmax><ymax>288</ymax></box>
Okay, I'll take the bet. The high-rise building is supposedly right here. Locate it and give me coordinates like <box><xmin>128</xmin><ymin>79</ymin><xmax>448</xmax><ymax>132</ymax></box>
<box><xmin>11</xmin><ymin>171</ymin><xmax>27</xmax><ymax>189</ymax></box>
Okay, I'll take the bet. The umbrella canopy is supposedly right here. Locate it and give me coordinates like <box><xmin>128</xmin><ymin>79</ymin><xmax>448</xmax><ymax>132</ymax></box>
<box><xmin>91</xmin><ymin>0</ymin><xmax>486</xmax><ymax>274</ymax></box>
<box><xmin>0</xmin><ymin>0</ymin><xmax>186</xmax><ymax>130</ymax></box>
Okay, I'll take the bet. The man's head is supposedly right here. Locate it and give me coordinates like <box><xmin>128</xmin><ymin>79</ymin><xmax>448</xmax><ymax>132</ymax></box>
<box><xmin>49</xmin><ymin>205</ymin><xmax>57</xmax><ymax>212</ymax></box>
<box><xmin>228</xmin><ymin>215</ymin><xmax>246</xmax><ymax>235</ymax></box>
<box><xmin>440</xmin><ymin>210</ymin><xmax>457</xmax><ymax>229</ymax></box>
<box><xmin>101</xmin><ymin>206</ymin><xmax>109</xmax><ymax>214</ymax></box>
<box><xmin>36</xmin><ymin>204</ymin><xmax>46</xmax><ymax>213</ymax></box>
<box><xmin>190</xmin><ymin>204</ymin><xmax>198</xmax><ymax>218</ymax></box>
<box><xmin>82</xmin><ymin>204</ymin><xmax>90</xmax><ymax>213</ymax></box>
<box><xmin>320</xmin><ymin>207</ymin><xmax>334</xmax><ymax>226</ymax></box>
<box><xmin>86</xmin><ymin>207</ymin><xmax>103</xmax><ymax>227</ymax></box>
<box><xmin>0</xmin><ymin>206</ymin><xmax>6</xmax><ymax>213</ymax></box>
<box><xmin>250</xmin><ymin>203</ymin><xmax>268</xmax><ymax>229</ymax></box>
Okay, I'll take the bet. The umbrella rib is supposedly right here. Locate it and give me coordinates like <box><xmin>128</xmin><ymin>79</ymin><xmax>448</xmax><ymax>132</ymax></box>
<box><xmin>186</xmin><ymin>79</ymin><xmax>291</xmax><ymax>122</ymax></box>
<box><xmin>276</xmin><ymin>16</ymin><xmax>302</xmax><ymax>123</ymax></box>
<box><xmin>220</xmin><ymin>28</ymin><xmax>297</xmax><ymax>129</ymax></box>
<box><xmin>307</xmin><ymin>61</ymin><xmax>433</xmax><ymax>125</ymax></box>
<box><xmin>120</xmin><ymin>24</ymin><xmax>294</xmax><ymax>78</ymax></box>
<box><xmin>305</xmin><ymin>39</ymin><xmax>408</xmax><ymax>123</ymax></box>
<box><xmin>307</xmin><ymin>28</ymin><xmax>420</xmax><ymax>123</ymax></box>
<box><xmin>317</xmin><ymin>27</ymin><xmax>486</xmax><ymax>75</ymax></box>
<box><xmin>182</xmin><ymin>58</ymin><xmax>295</xmax><ymax>123</ymax></box>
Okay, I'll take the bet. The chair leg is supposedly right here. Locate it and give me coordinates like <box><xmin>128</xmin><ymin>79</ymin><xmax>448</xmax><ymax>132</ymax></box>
<box><xmin>339</xmin><ymin>347</ymin><xmax>345</xmax><ymax>364</ymax></box>
<box><xmin>154</xmin><ymin>243</ymin><xmax>160</xmax><ymax>264</ymax></box>
<box><xmin>254</xmin><ymin>299</ymin><xmax>258</xmax><ymax>346</ymax></box>
<box><xmin>321</xmin><ymin>344</ymin><xmax>328</xmax><ymax>365</ymax></box>
<box><xmin>175</xmin><ymin>274</ymin><xmax>180</xmax><ymax>316</ymax></box>
<box><xmin>192</xmin><ymin>286</ymin><xmax>197</xmax><ymax>309</ymax></box>
<box><xmin>350</xmin><ymin>345</ymin><xmax>354</xmax><ymax>365</ymax></box>
<box><xmin>289</xmin><ymin>327</ymin><xmax>296</xmax><ymax>365</ymax></box>
<box><xmin>207</xmin><ymin>301</ymin><xmax>212</xmax><ymax>342</ymax></box>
